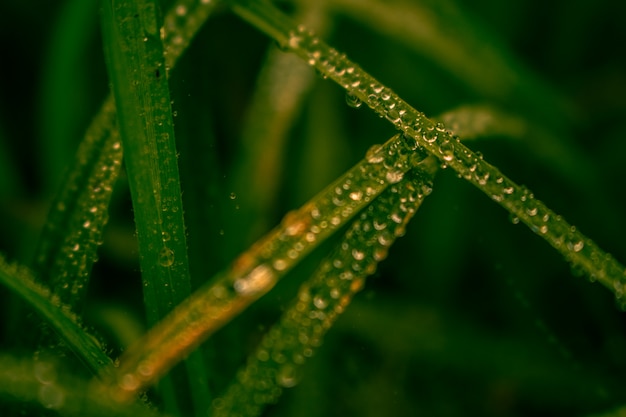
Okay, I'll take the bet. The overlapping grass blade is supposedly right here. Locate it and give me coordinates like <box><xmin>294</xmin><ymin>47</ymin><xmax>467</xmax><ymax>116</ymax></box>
<box><xmin>230</xmin><ymin>0</ymin><xmax>626</xmax><ymax>301</ymax></box>
<box><xmin>108</xmin><ymin>132</ymin><xmax>426</xmax><ymax>399</ymax></box>
<box><xmin>212</xmin><ymin>162</ymin><xmax>436</xmax><ymax>417</ymax></box>
<box><xmin>0</xmin><ymin>255</ymin><xmax>112</xmax><ymax>376</ymax></box>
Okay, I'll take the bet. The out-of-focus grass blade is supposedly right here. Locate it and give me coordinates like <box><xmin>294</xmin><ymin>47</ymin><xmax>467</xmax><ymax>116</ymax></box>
<box><xmin>38</xmin><ymin>0</ymin><xmax>100</xmax><ymax>193</ymax></box>
<box><xmin>212</xmin><ymin>163</ymin><xmax>437</xmax><ymax>417</ymax></box>
<box><xmin>33</xmin><ymin>95</ymin><xmax>122</xmax><ymax>307</ymax></box>
<box><xmin>0</xmin><ymin>355</ymin><xmax>164</xmax><ymax>417</ymax></box>
<box><xmin>227</xmin><ymin>4</ymin><xmax>327</xmax><ymax>245</ymax></box>
<box><xmin>0</xmin><ymin>255</ymin><xmax>112</xmax><ymax>376</ymax></box>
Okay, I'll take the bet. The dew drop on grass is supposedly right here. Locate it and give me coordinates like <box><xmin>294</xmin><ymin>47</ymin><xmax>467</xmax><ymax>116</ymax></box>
<box><xmin>158</xmin><ymin>247</ymin><xmax>175</xmax><ymax>267</ymax></box>
<box><xmin>385</xmin><ymin>170</ymin><xmax>404</xmax><ymax>184</ymax></box>
<box><xmin>234</xmin><ymin>264</ymin><xmax>276</xmax><ymax>296</ymax></box>
<box><xmin>277</xmin><ymin>364</ymin><xmax>299</xmax><ymax>388</ymax></box>
<box><xmin>313</xmin><ymin>295</ymin><xmax>328</xmax><ymax>309</ymax></box>
<box><xmin>366</xmin><ymin>144</ymin><xmax>384</xmax><ymax>164</ymax></box>
<box><xmin>345</xmin><ymin>93</ymin><xmax>362</xmax><ymax>108</ymax></box>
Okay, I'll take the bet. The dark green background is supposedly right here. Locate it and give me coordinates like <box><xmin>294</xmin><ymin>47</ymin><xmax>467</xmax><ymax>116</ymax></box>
<box><xmin>1</xmin><ymin>0</ymin><xmax>626</xmax><ymax>416</ymax></box>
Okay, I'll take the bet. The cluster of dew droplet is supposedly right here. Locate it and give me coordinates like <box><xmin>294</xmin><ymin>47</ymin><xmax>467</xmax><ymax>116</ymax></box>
<box><xmin>37</xmin><ymin>129</ymin><xmax>122</xmax><ymax>306</ymax></box>
<box><xmin>284</xmin><ymin>23</ymin><xmax>626</xmax><ymax>299</ymax></box>
<box><xmin>212</xmin><ymin>168</ymin><xmax>434</xmax><ymax>417</ymax></box>
<box><xmin>228</xmin><ymin>133</ymin><xmax>424</xmax><ymax>299</ymax></box>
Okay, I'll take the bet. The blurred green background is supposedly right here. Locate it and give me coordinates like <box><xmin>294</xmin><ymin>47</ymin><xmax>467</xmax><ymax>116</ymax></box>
<box><xmin>1</xmin><ymin>0</ymin><xmax>626</xmax><ymax>416</ymax></box>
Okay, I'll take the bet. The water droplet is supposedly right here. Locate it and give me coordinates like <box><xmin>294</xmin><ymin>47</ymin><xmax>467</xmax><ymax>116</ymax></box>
<box><xmin>137</xmin><ymin>360</ymin><xmax>154</xmax><ymax>378</ymax></box>
<box><xmin>349</xmin><ymin>191</ymin><xmax>363</xmax><ymax>201</ymax></box>
<box><xmin>234</xmin><ymin>264</ymin><xmax>276</xmax><ymax>296</ymax></box>
<box><xmin>158</xmin><ymin>247</ymin><xmax>175</xmax><ymax>267</ymax></box>
<box><xmin>277</xmin><ymin>364</ymin><xmax>298</xmax><ymax>388</ymax></box>
<box><xmin>567</xmin><ymin>240</ymin><xmax>585</xmax><ymax>253</ymax></box>
<box><xmin>366</xmin><ymin>144</ymin><xmax>384</xmax><ymax>164</ymax></box>
<box><xmin>352</xmin><ymin>249</ymin><xmax>365</xmax><ymax>260</ymax></box>
<box><xmin>229</xmin><ymin>192</ymin><xmax>237</xmax><ymax>200</ymax></box>
<box><xmin>345</xmin><ymin>93</ymin><xmax>362</xmax><ymax>108</ymax></box>
<box><xmin>313</xmin><ymin>295</ymin><xmax>328</xmax><ymax>309</ymax></box>
<box><xmin>423</xmin><ymin>126</ymin><xmax>438</xmax><ymax>143</ymax></box>
<box><xmin>439</xmin><ymin>139</ymin><xmax>454</xmax><ymax>161</ymax></box>
<box><xmin>385</xmin><ymin>170</ymin><xmax>404</xmax><ymax>184</ymax></box>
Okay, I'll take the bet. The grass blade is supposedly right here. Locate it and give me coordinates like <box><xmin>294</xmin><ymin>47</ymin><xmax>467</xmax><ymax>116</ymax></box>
<box><xmin>33</xmin><ymin>0</ymin><xmax>219</xmax><ymax>310</ymax></box>
<box><xmin>230</xmin><ymin>0</ymin><xmax>626</xmax><ymax>301</ymax></box>
<box><xmin>212</xmin><ymin>163</ymin><xmax>437</xmax><ymax>417</ymax></box>
<box><xmin>0</xmin><ymin>255</ymin><xmax>112</xmax><ymax>376</ymax></box>
<box><xmin>101</xmin><ymin>1</ymin><xmax>213</xmax><ymax>415</ymax></box>
<box><xmin>102</xmin><ymin>0</ymin><xmax>191</xmax><ymax>324</ymax></box>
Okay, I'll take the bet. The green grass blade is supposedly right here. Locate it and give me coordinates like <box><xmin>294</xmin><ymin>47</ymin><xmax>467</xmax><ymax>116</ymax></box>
<box><xmin>212</xmin><ymin>164</ymin><xmax>436</xmax><ymax>417</ymax></box>
<box><xmin>0</xmin><ymin>355</ymin><xmax>163</xmax><ymax>417</ymax></box>
<box><xmin>33</xmin><ymin>0</ymin><xmax>219</xmax><ymax>309</ymax></box>
<box><xmin>0</xmin><ymin>255</ymin><xmax>113</xmax><ymax>376</ymax></box>
<box><xmin>102</xmin><ymin>0</ymin><xmax>191</xmax><ymax>324</ymax></box>
<box><xmin>230</xmin><ymin>0</ymin><xmax>626</xmax><ymax>301</ymax></box>
<box><xmin>109</xmin><ymin>132</ymin><xmax>427</xmax><ymax>399</ymax></box>
<box><xmin>101</xmin><ymin>0</ymin><xmax>212</xmax><ymax>415</ymax></box>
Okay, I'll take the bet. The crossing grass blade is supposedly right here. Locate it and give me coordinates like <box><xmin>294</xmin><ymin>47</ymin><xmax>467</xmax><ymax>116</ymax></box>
<box><xmin>107</xmin><ymin>132</ymin><xmax>427</xmax><ymax>399</ymax></box>
<box><xmin>212</xmin><ymin>163</ymin><xmax>437</xmax><ymax>417</ymax></box>
<box><xmin>230</xmin><ymin>0</ymin><xmax>626</xmax><ymax>301</ymax></box>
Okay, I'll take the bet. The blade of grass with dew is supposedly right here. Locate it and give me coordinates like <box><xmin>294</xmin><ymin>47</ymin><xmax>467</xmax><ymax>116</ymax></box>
<box><xmin>230</xmin><ymin>0</ymin><xmax>626</xmax><ymax>302</ymax></box>
<box><xmin>438</xmin><ymin>105</ymin><xmax>624</xmax><ymax>236</ymax></box>
<box><xmin>33</xmin><ymin>0</ymin><xmax>219</xmax><ymax>310</ymax></box>
<box><xmin>108</xmin><ymin>132</ymin><xmax>426</xmax><ymax>399</ymax></box>
<box><xmin>0</xmin><ymin>355</ymin><xmax>164</xmax><ymax>417</ymax></box>
<box><xmin>212</xmin><ymin>163</ymin><xmax>437</xmax><ymax>417</ymax></box>
<box><xmin>101</xmin><ymin>0</ymin><xmax>212</xmax><ymax>415</ymax></box>
<box><xmin>227</xmin><ymin>3</ymin><xmax>328</xmax><ymax>245</ymax></box>
<box><xmin>0</xmin><ymin>255</ymin><xmax>112</xmax><ymax>376</ymax></box>
<box><xmin>33</xmin><ymin>95</ymin><xmax>121</xmax><ymax>308</ymax></box>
